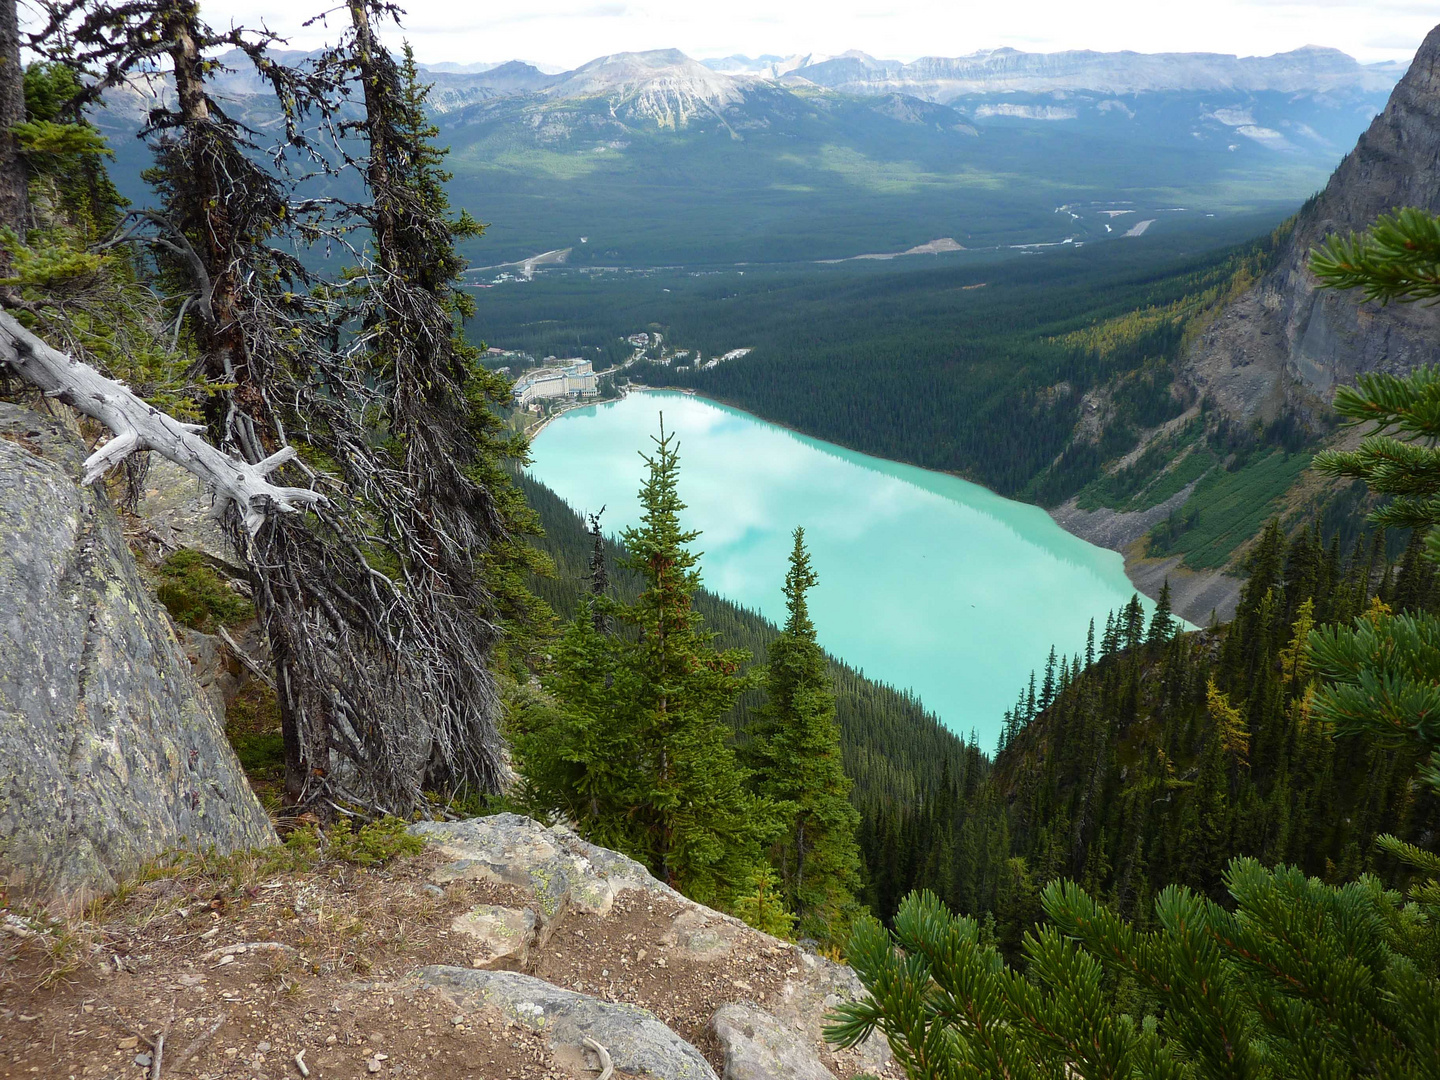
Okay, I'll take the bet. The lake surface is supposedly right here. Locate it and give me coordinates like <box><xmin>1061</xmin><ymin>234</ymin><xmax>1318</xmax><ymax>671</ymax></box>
<box><xmin>528</xmin><ymin>390</ymin><xmax>1154</xmax><ymax>748</ymax></box>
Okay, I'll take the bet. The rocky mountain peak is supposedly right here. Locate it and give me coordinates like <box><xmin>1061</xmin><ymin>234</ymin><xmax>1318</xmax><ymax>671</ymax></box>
<box><xmin>541</xmin><ymin>48</ymin><xmax>749</xmax><ymax>126</ymax></box>
<box><xmin>1182</xmin><ymin>22</ymin><xmax>1440</xmax><ymax>423</ymax></box>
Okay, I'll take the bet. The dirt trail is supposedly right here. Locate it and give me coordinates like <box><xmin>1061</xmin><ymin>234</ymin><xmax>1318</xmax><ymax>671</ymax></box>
<box><xmin>0</xmin><ymin>846</ymin><xmax>875</xmax><ymax>1079</ymax></box>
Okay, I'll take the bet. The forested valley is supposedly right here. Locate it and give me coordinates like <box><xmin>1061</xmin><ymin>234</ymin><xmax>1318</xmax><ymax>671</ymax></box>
<box><xmin>477</xmin><ymin>211</ymin><xmax>1348</xmax><ymax>575</ymax></box>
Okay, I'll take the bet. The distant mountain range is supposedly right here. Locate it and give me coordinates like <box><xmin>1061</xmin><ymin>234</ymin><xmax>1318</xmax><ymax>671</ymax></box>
<box><xmin>94</xmin><ymin>43</ymin><xmax>1410</xmax><ymax>265</ymax></box>
<box><xmin>702</xmin><ymin>46</ymin><xmax>1405</xmax><ymax>97</ymax></box>
<box><xmin>408</xmin><ymin>44</ymin><xmax>1405</xmax><ymax>123</ymax></box>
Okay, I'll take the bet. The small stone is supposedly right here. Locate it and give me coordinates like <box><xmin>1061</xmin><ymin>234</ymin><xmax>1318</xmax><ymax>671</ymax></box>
<box><xmin>256</xmin><ymin>1041</ymin><xmax>271</xmax><ymax>1053</ymax></box>
<box><xmin>117</xmin><ymin>1037</ymin><xmax>139</xmax><ymax>1050</ymax></box>
<box><xmin>422</xmin><ymin>884</ymin><xmax>444</xmax><ymax>898</ymax></box>
<box><xmin>367</xmin><ymin>1058</ymin><xmax>382</xmax><ymax>1073</ymax></box>
<box><xmin>325</xmin><ymin>1034</ymin><xmax>337</xmax><ymax>1046</ymax></box>
<box><xmin>134</xmin><ymin>1053</ymin><xmax>152</xmax><ymax>1068</ymax></box>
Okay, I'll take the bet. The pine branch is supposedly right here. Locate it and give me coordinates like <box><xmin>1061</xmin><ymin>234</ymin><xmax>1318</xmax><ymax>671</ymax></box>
<box><xmin>1310</xmin><ymin>208</ymin><xmax>1440</xmax><ymax>305</ymax></box>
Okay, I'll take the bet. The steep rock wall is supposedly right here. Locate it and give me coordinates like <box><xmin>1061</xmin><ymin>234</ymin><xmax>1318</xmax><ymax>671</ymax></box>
<box><xmin>1184</xmin><ymin>24</ymin><xmax>1440</xmax><ymax>422</ymax></box>
<box><xmin>0</xmin><ymin>402</ymin><xmax>274</xmax><ymax>901</ymax></box>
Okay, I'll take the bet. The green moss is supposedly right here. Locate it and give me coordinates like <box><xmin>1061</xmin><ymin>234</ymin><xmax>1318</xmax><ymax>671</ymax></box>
<box><xmin>316</xmin><ymin>817</ymin><xmax>425</xmax><ymax>866</ymax></box>
<box><xmin>225</xmin><ymin>681</ymin><xmax>284</xmax><ymax>808</ymax></box>
<box><xmin>155</xmin><ymin>548</ymin><xmax>254</xmax><ymax>633</ymax></box>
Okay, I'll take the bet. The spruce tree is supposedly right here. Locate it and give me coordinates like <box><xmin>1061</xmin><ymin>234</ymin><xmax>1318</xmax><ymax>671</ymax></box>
<box><xmin>746</xmin><ymin>527</ymin><xmax>862</xmax><ymax>943</ymax></box>
<box><xmin>519</xmin><ymin>422</ymin><xmax>776</xmax><ymax>913</ymax></box>
<box><xmin>1146</xmin><ymin>578</ymin><xmax>1176</xmax><ymax>646</ymax></box>
<box><xmin>1122</xmin><ymin>593</ymin><xmax>1146</xmax><ymax>651</ymax></box>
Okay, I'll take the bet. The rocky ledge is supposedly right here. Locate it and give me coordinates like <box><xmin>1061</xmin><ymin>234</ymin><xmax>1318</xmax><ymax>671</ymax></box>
<box><xmin>407</xmin><ymin>813</ymin><xmax>893</xmax><ymax>1080</ymax></box>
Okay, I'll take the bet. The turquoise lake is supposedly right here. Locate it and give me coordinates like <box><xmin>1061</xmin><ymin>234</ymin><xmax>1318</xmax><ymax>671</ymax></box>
<box><xmin>528</xmin><ymin>390</ymin><xmax>1154</xmax><ymax>748</ymax></box>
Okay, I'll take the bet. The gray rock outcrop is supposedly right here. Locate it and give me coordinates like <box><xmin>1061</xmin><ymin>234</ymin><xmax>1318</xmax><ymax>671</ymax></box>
<box><xmin>417</xmin><ymin>966</ymin><xmax>719</xmax><ymax>1080</ymax></box>
<box><xmin>412</xmin><ymin>812</ymin><xmax>686</xmax><ymax>921</ymax></box>
<box><xmin>408</xmin><ymin>813</ymin><xmax>892</xmax><ymax>1076</ymax></box>
<box><xmin>771</xmin><ymin>951</ymin><xmax>892</xmax><ymax>1078</ymax></box>
<box><xmin>711</xmin><ymin>1003</ymin><xmax>836</xmax><ymax>1080</ymax></box>
<box><xmin>1183</xmin><ymin>23</ymin><xmax>1440</xmax><ymax>423</ymax></box>
<box><xmin>0</xmin><ymin>402</ymin><xmax>274</xmax><ymax>901</ymax></box>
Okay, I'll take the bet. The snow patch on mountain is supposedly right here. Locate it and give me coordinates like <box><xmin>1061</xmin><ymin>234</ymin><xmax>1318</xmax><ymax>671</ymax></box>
<box><xmin>973</xmin><ymin>102</ymin><xmax>1078</xmax><ymax>120</ymax></box>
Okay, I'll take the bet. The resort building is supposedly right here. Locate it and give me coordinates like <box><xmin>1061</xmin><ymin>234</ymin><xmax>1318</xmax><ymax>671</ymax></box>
<box><xmin>512</xmin><ymin>359</ymin><xmax>598</xmax><ymax>407</ymax></box>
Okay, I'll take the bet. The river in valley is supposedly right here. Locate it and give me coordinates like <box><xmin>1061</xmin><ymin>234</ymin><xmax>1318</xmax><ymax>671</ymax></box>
<box><xmin>528</xmin><ymin>390</ymin><xmax>1154</xmax><ymax>748</ymax></box>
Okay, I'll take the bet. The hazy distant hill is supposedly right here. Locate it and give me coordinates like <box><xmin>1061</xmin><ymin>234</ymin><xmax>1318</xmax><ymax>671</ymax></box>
<box><xmin>419</xmin><ymin>45</ymin><xmax>1396</xmax><ymax>264</ymax></box>
<box><xmin>91</xmin><ymin>43</ymin><xmax>1403</xmax><ymax>265</ymax></box>
<box><xmin>719</xmin><ymin>45</ymin><xmax>1403</xmax><ymax>97</ymax></box>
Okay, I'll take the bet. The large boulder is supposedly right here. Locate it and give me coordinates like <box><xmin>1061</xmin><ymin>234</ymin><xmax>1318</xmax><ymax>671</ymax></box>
<box><xmin>711</xmin><ymin>1003</ymin><xmax>836</xmax><ymax>1080</ymax></box>
<box><xmin>773</xmin><ymin>951</ymin><xmax>892</xmax><ymax>1078</ymax></box>
<box><xmin>411</xmin><ymin>812</ymin><xmax>684</xmax><ymax>922</ymax></box>
<box><xmin>409</xmin><ymin>814</ymin><xmax>892</xmax><ymax>1075</ymax></box>
<box><xmin>0</xmin><ymin>403</ymin><xmax>274</xmax><ymax>901</ymax></box>
<box><xmin>417</xmin><ymin>966</ymin><xmax>718</xmax><ymax>1080</ymax></box>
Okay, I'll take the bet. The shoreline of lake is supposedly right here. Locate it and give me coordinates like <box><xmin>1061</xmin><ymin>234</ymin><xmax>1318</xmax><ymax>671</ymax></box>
<box><xmin>625</xmin><ymin>382</ymin><xmax>1237</xmax><ymax>624</ymax></box>
<box><xmin>528</xmin><ymin>390</ymin><xmax>1158</xmax><ymax>746</ymax></box>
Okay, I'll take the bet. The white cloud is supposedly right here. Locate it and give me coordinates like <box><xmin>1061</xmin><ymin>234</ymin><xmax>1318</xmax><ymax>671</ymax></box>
<box><xmin>177</xmin><ymin>0</ymin><xmax>1431</xmax><ymax>70</ymax></box>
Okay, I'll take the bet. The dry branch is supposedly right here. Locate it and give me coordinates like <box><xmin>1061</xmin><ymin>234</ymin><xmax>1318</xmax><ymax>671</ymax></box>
<box><xmin>0</xmin><ymin>310</ymin><xmax>323</xmax><ymax>534</ymax></box>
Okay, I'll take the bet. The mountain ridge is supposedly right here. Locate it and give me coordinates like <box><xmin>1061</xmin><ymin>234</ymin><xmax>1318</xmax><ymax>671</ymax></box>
<box><xmin>1181</xmin><ymin>22</ymin><xmax>1440</xmax><ymax>426</ymax></box>
<box><xmin>415</xmin><ymin>43</ymin><xmax>1406</xmax><ymax>107</ymax></box>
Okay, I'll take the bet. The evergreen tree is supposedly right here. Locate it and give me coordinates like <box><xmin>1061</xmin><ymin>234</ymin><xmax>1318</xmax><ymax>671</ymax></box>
<box><xmin>519</xmin><ymin>422</ymin><xmax>776</xmax><ymax>913</ymax></box>
<box><xmin>829</xmin><ymin>853</ymin><xmax>1440</xmax><ymax>1080</ymax></box>
<box><xmin>1121</xmin><ymin>593</ymin><xmax>1146</xmax><ymax>652</ymax></box>
<box><xmin>586</xmin><ymin>508</ymin><xmax>611</xmax><ymax>633</ymax></box>
<box><xmin>746</xmin><ymin>527</ymin><xmax>863</xmax><ymax>943</ymax></box>
<box><xmin>1101</xmin><ymin>611</ymin><xmax>1119</xmax><ymax>657</ymax></box>
<box><xmin>1303</xmin><ymin>209</ymin><xmax>1440</xmax><ymax>794</ymax></box>
<box><xmin>1039</xmin><ymin>646</ymin><xmax>1057</xmax><ymax>711</ymax></box>
<box><xmin>1146</xmin><ymin>578</ymin><xmax>1175</xmax><ymax>645</ymax></box>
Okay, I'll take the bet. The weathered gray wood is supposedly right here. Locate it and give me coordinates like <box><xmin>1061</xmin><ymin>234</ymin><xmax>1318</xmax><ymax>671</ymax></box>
<box><xmin>0</xmin><ymin>310</ymin><xmax>322</xmax><ymax>534</ymax></box>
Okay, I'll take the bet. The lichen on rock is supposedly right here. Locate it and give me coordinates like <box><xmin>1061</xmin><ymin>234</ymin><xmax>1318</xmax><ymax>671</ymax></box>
<box><xmin>0</xmin><ymin>402</ymin><xmax>274</xmax><ymax>902</ymax></box>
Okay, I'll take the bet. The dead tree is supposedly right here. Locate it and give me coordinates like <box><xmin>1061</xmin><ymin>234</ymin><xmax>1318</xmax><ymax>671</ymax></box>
<box><xmin>21</xmin><ymin>0</ymin><xmax>539</xmax><ymax>814</ymax></box>
<box><xmin>0</xmin><ymin>0</ymin><xmax>30</xmax><ymax>274</ymax></box>
<box><xmin>0</xmin><ymin>310</ymin><xmax>321</xmax><ymax>528</ymax></box>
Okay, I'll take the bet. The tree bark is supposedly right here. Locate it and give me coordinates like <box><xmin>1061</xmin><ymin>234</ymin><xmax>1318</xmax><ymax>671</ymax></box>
<box><xmin>0</xmin><ymin>310</ymin><xmax>323</xmax><ymax>532</ymax></box>
<box><xmin>0</xmin><ymin>0</ymin><xmax>30</xmax><ymax>264</ymax></box>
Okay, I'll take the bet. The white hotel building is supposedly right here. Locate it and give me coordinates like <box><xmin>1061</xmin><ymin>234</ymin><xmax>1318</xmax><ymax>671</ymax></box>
<box><xmin>512</xmin><ymin>359</ymin><xmax>598</xmax><ymax>407</ymax></box>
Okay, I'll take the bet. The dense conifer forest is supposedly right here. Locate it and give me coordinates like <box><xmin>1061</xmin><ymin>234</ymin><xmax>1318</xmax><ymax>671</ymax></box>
<box><xmin>865</xmin><ymin>520</ymin><xmax>1440</xmax><ymax>948</ymax></box>
<box><xmin>475</xmin><ymin>213</ymin><xmax>1296</xmax><ymax>505</ymax></box>
<box><xmin>522</xmin><ymin>466</ymin><xmax>1440</xmax><ymax>948</ymax></box>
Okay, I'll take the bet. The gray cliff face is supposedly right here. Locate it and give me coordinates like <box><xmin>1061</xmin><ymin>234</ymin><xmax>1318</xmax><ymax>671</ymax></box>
<box><xmin>0</xmin><ymin>402</ymin><xmax>274</xmax><ymax>901</ymax></box>
<box><xmin>1185</xmin><ymin>24</ymin><xmax>1440</xmax><ymax>422</ymax></box>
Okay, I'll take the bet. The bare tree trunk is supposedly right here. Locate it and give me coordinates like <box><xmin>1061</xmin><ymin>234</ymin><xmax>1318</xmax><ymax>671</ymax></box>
<box><xmin>164</xmin><ymin>10</ymin><xmax>259</xmax><ymax>458</ymax></box>
<box><xmin>0</xmin><ymin>0</ymin><xmax>30</xmax><ymax>270</ymax></box>
<box><xmin>0</xmin><ymin>310</ymin><xmax>322</xmax><ymax>528</ymax></box>
<box><xmin>347</xmin><ymin>0</ymin><xmax>396</xmax><ymax>270</ymax></box>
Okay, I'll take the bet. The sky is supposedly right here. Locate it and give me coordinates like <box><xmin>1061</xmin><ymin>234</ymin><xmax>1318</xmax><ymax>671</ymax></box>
<box><xmin>179</xmin><ymin>0</ymin><xmax>1433</xmax><ymax>69</ymax></box>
